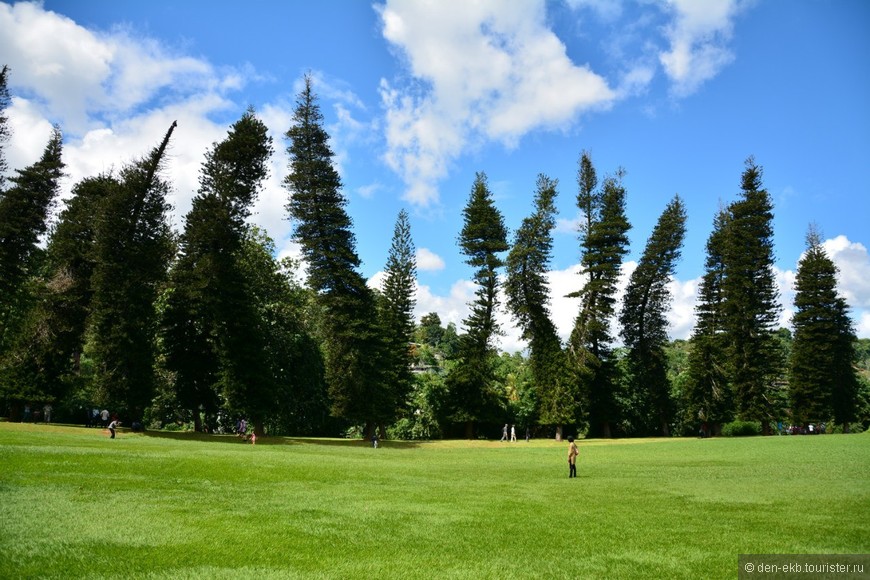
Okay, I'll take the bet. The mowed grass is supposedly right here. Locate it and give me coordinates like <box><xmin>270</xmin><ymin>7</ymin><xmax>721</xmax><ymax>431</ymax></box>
<box><xmin>0</xmin><ymin>424</ymin><xmax>867</xmax><ymax>579</ymax></box>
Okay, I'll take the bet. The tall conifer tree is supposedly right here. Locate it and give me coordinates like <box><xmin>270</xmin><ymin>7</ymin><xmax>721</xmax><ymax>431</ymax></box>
<box><xmin>378</xmin><ymin>209</ymin><xmax>418</xmax><ymax>432</ymax></box>
<box><xmin>88</xmin><ymin>122</ymin><xmax>176</xmax><ymax>420</ymax></box>
<box><xmin>721</xmin><ymin>158</ymin><xmax>781</xmax><ymax>433</ymax></box>
<box><xmin>505</xmin><ymin>174</ymin><xmax>573</xmax><ymax>439</ymax></box>
<box><xmin>790</xmin><ymin>226</ymin><xmax>859</xmax><ymax>431</ymax></box>
<box><xmin>446</xmin><ymin>172</ymin><xmax>508</xmax><ymax>438</ymax></box>
<box><xmin>685</xmin><ymin>208</ymin><xmax>733</xmax><ymax>436</ymax></box>
<box><xmin>0</xmin><ymin>126</ymin><xmax>64</xmax><ymax>357</ymax></box>
<box><xmin>0</xmin><ymin>175</ymin><xmax>113</xmax><ymax>406</ymax></box>
<box><xmin>619</xmin><ymin>195</ymin><xmax>687</xmax><ymax>436</ymax></box>
<box><xmin>284</xmin><ymin>75</ymin><xmax>384</xmax><ymax>434</ymax></box>
<box><xmin>161</xmin><ymin>110</ymin><xmax>273</xmax><ymax>432</ymax></box>
<box><xmin>569</xmin><ymin>153</ymin><xmax>631</xmax><ymax>438</ymax></box>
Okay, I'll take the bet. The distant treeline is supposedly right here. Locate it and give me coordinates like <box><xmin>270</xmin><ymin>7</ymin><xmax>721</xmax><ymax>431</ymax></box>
<box><xmin>1</xmin><ymin>66</ymin><xmax>867</xmax><ymax>438</ymax></box>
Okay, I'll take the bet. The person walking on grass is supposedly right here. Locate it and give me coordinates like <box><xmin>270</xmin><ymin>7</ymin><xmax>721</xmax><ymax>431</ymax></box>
<box><xmin>510</xmin><ymin>424</ymin><xmax>516</xmax><ymax>442</ymax></box>
<box><xmin>567</xmin><ymin>437</ymin><xmax>579</xmax><ymax>478</ymax></box>
<box><xmin>108</xmin><ymin>418</ymin><xmax>120</xmax><ymax>439</ymax></box>
<box><xmin>501</xmin><ymin>424</ymin><xmax>508</xmax><ymax>441</ymax></box>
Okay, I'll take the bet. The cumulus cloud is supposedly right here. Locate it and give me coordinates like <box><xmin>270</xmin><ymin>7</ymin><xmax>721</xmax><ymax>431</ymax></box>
<box><xmin>416</xmin><ymin>248</ymin><xmax>446</xmax><ymax>272</ymax></box>
<box><xmin>823</xmin><ymin>236</ymin><xmax>870</xmax><ymax>309</ymax></box>
<box><xmin>658</xmin><ymin>0</ymin><xmax>745</xmax><ymax>97</ymax></box>
<box><xmin>377</xmin><ymin>0</ymin><xmax>616</xmax><ymax>207</ymax></box>
<box><xmin>414</xmin><ymin>279</ymin><xmax>477</xmax><ymax>329</ymax></box>
<box><xmin>0</xmin><ymin>2</ymin><xmax>223</xmax><ymax>135</ymax></box>
<box><xmin>0</xmin><ymin>2</ymin><xmax>300</xmax><ymax>250</ymax></box>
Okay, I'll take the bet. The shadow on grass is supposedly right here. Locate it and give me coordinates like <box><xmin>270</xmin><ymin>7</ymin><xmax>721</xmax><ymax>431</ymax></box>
<box><xmin>140</xmin><ymin>430</ymin><xmax>422</xmax><ymax>449</ymax></box>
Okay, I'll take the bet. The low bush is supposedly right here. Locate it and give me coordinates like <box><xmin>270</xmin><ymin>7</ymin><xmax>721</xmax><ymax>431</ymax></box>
<box><xmin>721</xmin><ymin>420</ymin><xmax>761</xmax><ymax>437</ymax></box>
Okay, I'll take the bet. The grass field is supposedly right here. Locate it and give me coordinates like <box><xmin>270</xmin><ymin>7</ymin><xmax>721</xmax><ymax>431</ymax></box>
<box><xmin>0</xmin><ymin>423</ymin><xmax>867</xmax><ymax>579</ymax></box>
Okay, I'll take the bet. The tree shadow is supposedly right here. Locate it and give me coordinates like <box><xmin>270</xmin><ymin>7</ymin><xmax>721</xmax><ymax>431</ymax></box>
<box><xmin>140</xmin><ymin>430</ymin><xmax>422</xmax><ymax>449</ymax></box>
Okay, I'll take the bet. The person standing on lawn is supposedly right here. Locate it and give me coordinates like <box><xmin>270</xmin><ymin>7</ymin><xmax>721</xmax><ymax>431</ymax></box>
<box><xmin>567</xmin><ymin>437</ymin><xmax>579</xmax><ymax>478</ymax></box>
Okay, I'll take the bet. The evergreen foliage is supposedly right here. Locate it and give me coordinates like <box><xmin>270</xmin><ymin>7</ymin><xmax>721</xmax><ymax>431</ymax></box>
<box><xmin>236</xmin><ymin>228</ymin><xmax>326</xmax><ymax>436</ymax></box>
<box><xmin>160</xmin><ymin>109</ymin><xmax>274</xmax><ymax>432</ymax></box>
<box><xmin>0</xmin><ymin>175</ymin><xmax>113</xmax><ymax>406</ymax></box>
<box><xmin>685</xmin><ymin>208</ymin><xmax>734</xmax><ymax>435</ymax></box>
<box><xmin>790</xmin><ymin>226</ymin><xmax>859</xmax><ymax>430</ymax></box>
<box><xmin>569</xmin><ymin>153</ymin><xmax>631</xmax><ymax>438</ymax></box>
<box><xmin>378</xmin><ymin>209</ymin><xmax>418</xmax><ymax>428</ymax></box>
<box><xmin>720</xmin><ymin>158</ymin><xmax>782</xmax><ymax>432</ymax></box>
<box><xmin>283</xmin><ymin>75</ymin><xmax>385</xmax><ymax>432</ymax></box>
<box><xmin>87</xmin><ymin>122</ymin><xmax>176</xmax><ymax>420</ymax></box>
<box><xmin>446</xmin><ymin>172</ymin><xmax>508</xmax><ymax>437</ymax></box>
<box><xmin>0</xmin><ymin>126</ymin><xmax>64</xmax><ymax>357</ymax></box>
<box><xmin>505</xmin><ymin>174</ymin><xmax>574</xmax><ymax>436</ymax></box>
<box><xmin>0</xmin><ymin>65</ymin><xmax>863</xmax><ymax>438</ymax></box>
<box><xmin>619</xmin><ymin>195</ymin><xmax>687</xmax><ymax>435</ymax></box>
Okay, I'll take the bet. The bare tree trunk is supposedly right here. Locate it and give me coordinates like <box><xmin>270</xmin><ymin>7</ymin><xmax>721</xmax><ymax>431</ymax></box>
<box><xmin>555</xmin><ymin>424</ymin><xmax>563</xmax><ymax>442</ymax></box>
<box><xmin>193</xmin><ymin>411</ymin><xmax>203</xmax><ymax>433</ymax></box>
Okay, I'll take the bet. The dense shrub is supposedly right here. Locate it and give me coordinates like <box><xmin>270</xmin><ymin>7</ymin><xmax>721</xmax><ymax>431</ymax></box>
<box><xmin>721</xmin><ymin>420</ymin><xmax>761</xmax><ymax>437</ymax></box>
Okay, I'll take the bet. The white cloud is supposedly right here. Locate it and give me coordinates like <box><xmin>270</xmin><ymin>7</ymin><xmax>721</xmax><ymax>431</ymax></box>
<box><xmin>414</xmin><ymin>279</ymin><xmax>477</xmax><ymax>329</ymax></box>
<box><xmin>356</xmin><ymin>183</ymin><xmax>382</xmax><ymax>200</ymax></box>
<box><xmin>823</xmin><ymin>236</ymin><xmax>870</xmax><ymax>309</ymax></box>
<box><xmin>857</xmin><ymin>312</ymin><xmax>870</xmax><ymax>339</ymax></box>
<box><xmin>658</xmin><ymin>0</ymin><xmax>745</xmax><ymax>97</ymax></box>
<box><xmin>0</xmin><ymin>2</ymin><xmax>227</xmax><ymax>135</ymax></box>
<box><xmin>377</xmin><ymin>0</ymin><xmax>616</xmax><ymax>207</ymax></box>
<box><xmin>5</xmin><ymin>97</ymin><xmax>56</xmax><ymax>173</ymax></box>
<box><xmin>667</xmin><ymin>276</ymin><xmax>699</xmax><ymax>340</ymax></box>
<box><xmin>1</xmin><ymin>2</ymin><xmax>298</xmax><ymax>252</ymax></box>
<box><xmin>416</xmin><ymin>248</ymin><xmax>446</xmax><ymax>272</ymax></box>
<box><xmin>555</xmin><ymin>214</ymin><xmax>582</xmax><ymax>236</ymax></box>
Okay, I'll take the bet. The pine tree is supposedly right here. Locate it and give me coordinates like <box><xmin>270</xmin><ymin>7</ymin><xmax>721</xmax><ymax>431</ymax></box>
<box><xmin>161</xmin><ymin>109</ymin><xmax>273</xmax><ymax>433</ymax></box>
<box><xmin>568</xmin><ymin>153</ymin><xmax>631</xmax><ymax>438</ymax></box>
<box><xmin>446</xmin><ymin>172</ymin><xmax>509</xmax><ymax>438</ymax></box>
<box><xmin>619</xmin><ymin>195</ymin><xmax>687</xmax><ymax>436</ymax></box>
<box><xmin>283</xmin><ymin>74</ymin><xmax>384</xmax><ymax>434</ymax></box>
<box><xmin>0</xmin><ymin>126</ymin><xmax>64</xmax><ymax>356</ymax></box>
<box><xmin>721</xmin><ymin>157</ymin><xmax>781</xmax><ymax>433</ymax></box>
<box><xmin>790</xmin><ymin>226</ymin><xmax>859</xmax><ymax>431</ymax></box>
<box><xmin>685</xmin><ymin>208</ymin><xmax>733</xmax><ymax>436</ymax></box>
<box><xmin>88</xmin><ymin>122</ymin><xmax>176</xmax><ymax>420</ymax></box>
<box><xmin>0</xmin><ymin>175</ymin><xmax>113</xmax><ymax>406</ymax></box>
<box><xmin>378</xmin><ymin>209</ymin><xmax>418</xmax><ymax>431</ymax></box>
<box><xmin>505</xmin><ymin>174</ymin><xmax>574</xmax><ymax>439</ymax></box>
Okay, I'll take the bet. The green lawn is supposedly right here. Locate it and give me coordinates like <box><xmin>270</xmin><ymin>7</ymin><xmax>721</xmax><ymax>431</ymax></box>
<box><xmin>0</xmin><ymin>423</ymin><xmax>867</xmax><ymax>579</ymax></box>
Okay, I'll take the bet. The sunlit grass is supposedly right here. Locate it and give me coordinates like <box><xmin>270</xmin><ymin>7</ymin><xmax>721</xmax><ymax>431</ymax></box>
<box><xmin>0</xmin><ymin>423</ymin><xmax>867</xmax><ymax>579</ymax></box>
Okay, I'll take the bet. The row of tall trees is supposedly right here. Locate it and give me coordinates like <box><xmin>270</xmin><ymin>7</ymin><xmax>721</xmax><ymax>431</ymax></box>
<box><xmin>0</xmin><ymin>65</ymin><xmax>863</xmax><ymax>436</ymax></box>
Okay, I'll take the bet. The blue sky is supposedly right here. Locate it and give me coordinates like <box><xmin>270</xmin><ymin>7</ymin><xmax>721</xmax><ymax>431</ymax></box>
<box><xmin>2</xmin><ymin>0</ymin><xmax>868</xmax><ymax>351</ymax></box>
